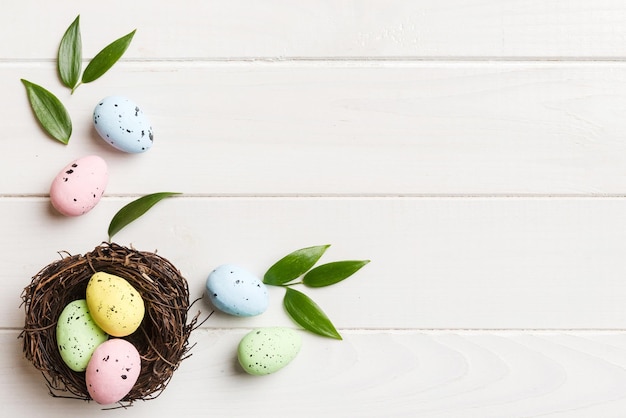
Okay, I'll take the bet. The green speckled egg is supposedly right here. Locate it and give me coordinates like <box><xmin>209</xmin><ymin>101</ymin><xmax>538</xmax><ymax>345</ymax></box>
<box><xmin>56</xmin><ymin>299</ymin><xmax>109</xmax><ymax>372</ymax></box>
<box><xmin>86</xmin><ymin>272</ymin><xmax>145</xmax><ymax>337</ymax></box>
<box><xmin>237</xmin><ymin>327</ymin><xmax>301</xmax><ymax>375</ymax></box>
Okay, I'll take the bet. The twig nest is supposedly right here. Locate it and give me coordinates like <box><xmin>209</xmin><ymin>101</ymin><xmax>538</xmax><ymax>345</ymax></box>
<box><xmin>20</xmin><ymin>242</ymin><xmax>199</xmax><ymax>404</ymax></box>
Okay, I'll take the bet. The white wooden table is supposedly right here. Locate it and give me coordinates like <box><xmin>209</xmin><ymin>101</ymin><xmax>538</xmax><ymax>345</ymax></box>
<box><xmin>4</xmin><ymin>1</ymin><xmax>626</xmax><ymax>416</ymax></box>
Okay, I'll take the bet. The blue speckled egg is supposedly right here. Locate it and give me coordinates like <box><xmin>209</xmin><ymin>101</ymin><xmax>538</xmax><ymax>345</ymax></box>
<box><xmin>206</xmin><ymin>264</ymin><xmax>269</xmax><ymax>317</ymax></box>
<box><xmin>93</xmin><ymin>96</ymin><xmax>153</xmax><ymax>153</ymax></box>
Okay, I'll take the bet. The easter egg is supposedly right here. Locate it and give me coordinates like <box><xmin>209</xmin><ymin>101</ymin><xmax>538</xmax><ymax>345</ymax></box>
<box><xmin>49</xmin><ymin>155</ymin><xmax>108</xmax><ymax>216</ymax></box>
<box><xmin>86</xmin><ymin>338</ymin><xmax>141</xmax><ymax>405</ymax></box>
<box><xmin>237</xmin><ymin>327</ymin><xmax>301</xmax><ymax>375</ymax></box>
<box><xmin>206</xmin><ymin>264</ymin><xmax>269</xmax><ymax>317</ymax></box>
<box><xmin>86</xmin><ymin>272</ymin><xmax>145</xmax><ymax>337</ymax></box>
<box><xmin>56</xmin><ymin>299</ymin><xmax>108</xmax><ymax>372</ymax></box>
<box><xmin>93</xmin><ymin>96</ymin><xmax>154</xmax><ymax>153</ymax></box>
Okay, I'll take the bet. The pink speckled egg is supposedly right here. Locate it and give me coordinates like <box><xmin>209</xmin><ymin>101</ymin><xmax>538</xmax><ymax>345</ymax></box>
<box><xmin>86</xmin><ymin>339</ymin><xmax>141</xmax><ymax>405</ymax></box>
<box><xmin>49</xmin><ymin>155</ymin><xmax>108</xmax><ymax>216</ymax></box>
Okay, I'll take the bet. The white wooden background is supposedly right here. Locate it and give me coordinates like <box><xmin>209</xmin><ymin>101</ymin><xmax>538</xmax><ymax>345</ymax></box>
<box><xmin>3</xmin><ymin>1</ymin><xmax>626</xmax><ymax>416</ymax></box>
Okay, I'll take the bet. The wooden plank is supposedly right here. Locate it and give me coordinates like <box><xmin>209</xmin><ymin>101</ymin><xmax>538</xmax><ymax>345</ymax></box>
<box><xmin>8</xmin><ymin>330</ymin><xmax>626</xmax><ymax>416</ymax></box>
<box><xmin>6</xmin><ymin>62</ymin><xmax>626</xmax><ymax>196</ymax></box>
<box><xmin>5</xmin><ymin>197</ymin><xmax>626</xmax><ymax>330</ymax></box>
<box><xmin>4</xmin><ymin>1</ymin><xmax>626</xmax><ymax>59</ymax></box>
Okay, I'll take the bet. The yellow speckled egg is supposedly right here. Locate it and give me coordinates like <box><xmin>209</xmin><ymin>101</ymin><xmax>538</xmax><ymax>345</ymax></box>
<box><xmin>86</xmin><ymin>272</ymin><xmax>145</xmax><ymax>337</ymax></box>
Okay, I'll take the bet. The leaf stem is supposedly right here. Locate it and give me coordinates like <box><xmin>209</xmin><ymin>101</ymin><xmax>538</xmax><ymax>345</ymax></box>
<box><xmin>70</xmin><ymin>81</ymin><xmax>82</xmax><ymax>94</ymax></box>
<box><xmin>281</xmin><ymin>281</ymin><xmax>303</xmax><ymax>287</ymax></box>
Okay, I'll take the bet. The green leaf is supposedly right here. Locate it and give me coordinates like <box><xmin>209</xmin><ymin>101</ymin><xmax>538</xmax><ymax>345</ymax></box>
<box><xmin>303</xmin><ymin>260</ymin><xmax>370</xmax><ymax>288</ymax></box>
<box><xmin>82</xmin><ymin>29</ymin><xmax>136</xmax><ymax>84</ymax></box>
<box><xmin>263</xmin><ymin>245</ymin><xmax>330</xmax><ymax>285</ymax></box>
<box><xmin>58</xmin><ymin>15</ymin><xmax>82</xmax><ymax>89</ymax></box>
<box><xmin>283</xmin><ymin>288</ymin><xmax>342</xmax><ymax>340</ymax></box>
<box><xmin>21</xmin><ymin>79</ymin><xmax>72</xmax><ymax>144</ymax></box>
<box><xmin>108</xmin><ymin>192</ymin><xmax>180</xmax><ymax>241</ymax></box>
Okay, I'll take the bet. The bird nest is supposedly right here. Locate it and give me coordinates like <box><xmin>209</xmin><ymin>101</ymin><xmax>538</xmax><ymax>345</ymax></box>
<box><xmin>20</xmin><ymin>242</ymin><xmax>201</xmax><ymax>405</ymax></box>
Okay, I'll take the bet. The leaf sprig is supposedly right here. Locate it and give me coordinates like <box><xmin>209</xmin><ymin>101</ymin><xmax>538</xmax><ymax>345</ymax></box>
<box><xmin>107</xmin><ymin>192</ymin><xmax>181</xmax><ymax>241</ymax></box>
<box><xmin>23</xmin><ymin>14</ymin><xmax>136</xmax><ymax>144</ymax></box>
<box><xmin>57</xmin><ymin>15</ymin><xmax>82</xmax><ymax>90</ymax></box>
<box><xmin>263</xmin><ymin>245</ymin><xmax>369</xmax><ymax>340</ymax></box>
<box><xmin>21</xmin><ymin>80</ymin><xmax>72</xmax><ymax>144</ymax></box>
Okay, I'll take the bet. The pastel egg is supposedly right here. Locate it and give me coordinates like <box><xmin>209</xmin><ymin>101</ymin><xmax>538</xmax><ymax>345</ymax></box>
<box><xmin>237</xmin><ymin>327</ymin><xmax>301</xmax><ymax>375</ymax></box>
<box><xmin>86</xmin><ymin>339</ymin><xmax>141</xmax><ymax>405</ymax></box>
<box><xmin>206</xmin><ymin>264</ymin><xmax>269</xmax><ymax>317</ymax></box>
<box><xmin>56</xmin><ymin>299</ymin><xmax>109</xmax><ymax>372</ymax></box>
<box><xmin>86</xmin><ymin>272</ymin><xmax>145</xmax><ymax>337</ymax></box>
<box><xmin>49</xmin><ymin>155</ymin><xmax>108</xmax><ymax>216</ymax></box>
<box><xmin>93</xmin><ymin>96</ymin><xmax>154</xmax><ymax>153</ymax></box>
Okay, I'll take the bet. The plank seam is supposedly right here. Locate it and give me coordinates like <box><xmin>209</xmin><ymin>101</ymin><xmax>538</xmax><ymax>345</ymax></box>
<box><xmin>2</xmin><ymin>327</ymin><xmax>626</xmax><ymax>333</ymax></box>
<box><xmin>8</xmin><ymin>57</ymin><xmax>626</xmax><ymax>64</ymax></box>
<box><xmin>4</xmin><ymin>194</ymin><xmax>626</xmax><ymax>199</ymax></box>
